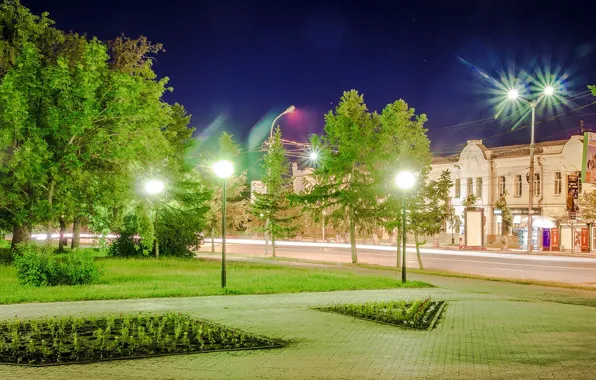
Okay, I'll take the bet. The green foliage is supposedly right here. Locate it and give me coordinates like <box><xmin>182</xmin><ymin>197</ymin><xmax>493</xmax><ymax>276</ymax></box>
<box><xmin>495</xmin><ymin>193</ymin><xmax>513</xmax><ymax>238</ymax></box>
<box><xmin>203</xmin><ymin>132</ymin><xmax>249</xmax><ymax>245</ymax></box>
<box><xmin>317</xmin><ymin>298</ymin><xmax>444</xmax><ymax>330</ymax></box>
<box><xmin>462</xmin><ymin>194</ymin><xmax>478</xmax><ymax>208</ymax></box>
<box><xmin>0</xmin><ymin>312</ymin><xmax>281</xmax><ymax>365</ymax></box>
<box><xmin>251</xmin><ymin>127</ymin><xmax>299</xmax><ymax>249</ymax></box>
<box><xmin>408</xmin><ymin>170</ymin><xmax>453</xmax><ymax>237</ymax></box>
<box><xmin>579</xmin><ymin>190</ymin><xmax>596</xmax><ymax>222</ymax></box>
<box><xmin>13</xmin><ymin>244</ymin><xmax>102</xmax><ymax>286</ymax></box>
<box><xmin>108</xmin><ymin>210</ymin><xmax>153</xmax><ymax>257</ymax></box>
<box><xmin>0</xmin><ymin>248</ymin><xmax>13</xmax><ymax>265</ymax></box>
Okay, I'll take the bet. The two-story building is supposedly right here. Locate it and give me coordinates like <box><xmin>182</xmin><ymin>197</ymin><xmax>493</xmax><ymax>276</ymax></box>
<box><xmin>430</xmin><ymin>135</ymin><xmax>593</xmax><ymax>250</ymax></box>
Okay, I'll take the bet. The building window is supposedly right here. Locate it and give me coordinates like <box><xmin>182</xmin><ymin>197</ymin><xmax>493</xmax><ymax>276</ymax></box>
<box><xmin>514</xmin><ymin>175</ymin><xmax>522</xmax><ymax>197</ymax></box>
<box><xmin>467</xmin><ymin>178</ymin><xmax>473</xmax><ymax>197</ymax></box>
<box><xmin>476</xmin><ymin>177</ymin><xmax>482</xmax><ymax>198</ymax></box>
<box><xmin>533</xmin><ymin>173</ymin><xmax>541</xmax><ymax>196</ymax></box>
<box><xmin>498</xmin><ymin>176</ymin><xmax>506</xmax><ymax>196</ymax></box>
<box><xmin>554</xmin><ymin>172</ymin><xmax>562</xmax><ymax>195</ymax></box>
<box><xmin>454</xmin><ymin>179</ymin><xmax>461</xmax><ymax>198</ymax></box>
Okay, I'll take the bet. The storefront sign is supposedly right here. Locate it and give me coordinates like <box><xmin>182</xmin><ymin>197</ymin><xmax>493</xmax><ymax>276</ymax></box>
<box><xmin>567</xmin><ymin>174</ymin><xmax>580</xmax><ymax>212</ymax></box>
<box><xmin>250</xmin><ymin>181</ymin><xmax>267</xmax><ymax>203</ymax></box>
<box><xmin>551</xmin><ymin>228</ymin><xmax>559</xmax><ymax>251</ymax></box>
<box><xmin>581</xmin><ymin>228</ymin><xmax>590</xmax><ymax>252</ymax></box>
<box><xmin>582</xmin><ymin>132</ymin><xmax>596</xmax><ymax>184</ymax></box>
<box><xmin>542</xmin><ymin>229</ymin><xmax>551</xmax><ymax>251</ymax></box>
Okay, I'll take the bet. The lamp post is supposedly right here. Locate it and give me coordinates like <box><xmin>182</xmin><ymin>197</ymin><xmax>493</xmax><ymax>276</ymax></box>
<box><xmin>212</xmin><ymin>160</ymin><xmax>234</xmax><ymax>288</ymax></box>
<box><xmin>144</xmin><ymin>179</ymin><xmax>165</xmax><ymax>258</ymax></box>
<box><xmin>507</xmin><ymin>85</ymin><xmax>555</xmax><ymax>252</ymax></box>
<box><xmin>395</xmin><ymin>171</ymin><xmax>416</xmax><ymax>283</ymax></box>
<box><xmin>264</xmin><ymin>105</ymin><xmax>295</xmax><ymax>255</ymax></box>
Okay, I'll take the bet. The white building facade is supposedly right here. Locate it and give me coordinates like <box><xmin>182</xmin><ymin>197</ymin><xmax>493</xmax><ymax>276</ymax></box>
<box><xmin>430</xmin><ymin>135</ymin><xmax>594</xmax><ymax>251</ymax></box>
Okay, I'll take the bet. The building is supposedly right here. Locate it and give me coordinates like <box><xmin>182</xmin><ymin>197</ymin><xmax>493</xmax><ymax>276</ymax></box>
<box><xmin>430</xmin><ymin>135</ymin><xmax>593</xmax><ymax>251</ymax></box>
<box><xmin>289</xmin><ymin>135</ymin><xmax>594</xmax><ymax>251</ymax></box>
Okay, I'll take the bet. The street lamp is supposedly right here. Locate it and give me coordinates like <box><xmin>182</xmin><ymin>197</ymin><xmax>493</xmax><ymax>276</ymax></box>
<box><xmin>264</xmin><ymin>105</ymin><xmax>295</xmax><ymax>255</ymax></box>
<box><xmin>395</xmin><ymin>171</ymin><xmax>416</xmax><ymax>283</ymax></box>
<box><xmin>507</xmin><ymin>85</ymin><xmax>555</xmax><ymax>252</ymax></box>
<box><xmin>144</xmin><ymin>179</ymin><xmax>164</xmax><ymax>258</ymax></box>
<box><xmin>270</xmin><ymin>105</ymin><xmax>295</xmax><ymax>138</ymax></box>
<box><xmin>212</xmin><ymin>160</ymin><xmax>234</xmax><ymax>288</ymax></box>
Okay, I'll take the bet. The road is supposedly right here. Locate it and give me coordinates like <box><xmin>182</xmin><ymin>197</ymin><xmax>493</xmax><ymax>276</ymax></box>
<box><xmin>211</xmin><ymin>239</ymin><xmax>596</xmax><ymax>285</ymax></box>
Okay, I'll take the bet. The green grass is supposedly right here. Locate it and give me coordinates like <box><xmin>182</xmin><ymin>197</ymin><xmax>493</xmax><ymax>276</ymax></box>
<box><xmin>0</xmin><ymin>257</ymin><xmax>431</xmax><ymax>305</ymax></box>
<box><xmin>262</xmin><ymin>256</ymin><xmax>596</xmax><ymax>292</ymax></box>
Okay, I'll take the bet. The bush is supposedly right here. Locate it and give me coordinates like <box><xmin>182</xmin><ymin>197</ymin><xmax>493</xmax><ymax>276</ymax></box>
<box><xmin>0</xmin><ymin>248</ymin><xmax>13</xmax><ymax>265</ymax></box>
<box><xmin>13</xmin><ymin>244</ymin><xmax>102</xmax><ymax>287</ymax></box>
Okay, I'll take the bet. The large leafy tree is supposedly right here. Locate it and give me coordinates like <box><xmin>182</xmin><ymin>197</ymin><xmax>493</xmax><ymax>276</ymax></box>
<box><xmin>375</xmin><ymin>99</ymin><xmax>432</xmax><ymax>267</ymax></box>
<box><xmin>406</xmin><ymin>170</ymin><xmax>452</xmax><ymax>269</ymax></box>
<box><xmin>0</xmin><ymin>2</ymin><xmax>184</xmax><ymax>250</ymax></box>
<box><xmin>250</xmin><ymin>127</ymin><xmax>298</xmax><ymax>257</ymax></box>
<box><xmin>301</xmin><ymin>90</ymin><xmax>379</xmax><ymax>263</ymax></box>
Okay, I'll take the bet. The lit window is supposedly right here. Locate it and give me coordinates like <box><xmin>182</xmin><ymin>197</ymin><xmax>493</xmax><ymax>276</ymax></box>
<box><xmin>476</xmin><ymin>177</ymin><xmax>483</xmax><ymax>198</ymax></box>
<box><xmin>467</xmin><ymin>178</ymin><xmax>473</xmax><ymax>197</ymax></box>
<box><xmin>554</xmin><ymin>172</ymin><xmax>562</xmax><ymax>195</ymax></box>
<box><xmin>533</xmin><ymin>174</ymin><xmax>541</xmax><ymax>196</ymax></box>
<box><xmin>514</xmin><ymin>175</ymin><xmax>522</xmax><ymax>197</ymax></box>
<box><xmin>498</xmin><ymin>176</ymin><xmax>506</xmax><ymax>196</ymax></box>
<box><xmin>455</xmin><ymin>179</ymin><xmax>461</xmax><ymax>198</ymax></box>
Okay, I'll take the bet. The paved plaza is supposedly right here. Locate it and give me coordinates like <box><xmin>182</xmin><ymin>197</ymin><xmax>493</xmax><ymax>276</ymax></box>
<box><xmin>1</xmin><ymin>269</ymin><xmax>595</xmax><ymax>380</ymax></box>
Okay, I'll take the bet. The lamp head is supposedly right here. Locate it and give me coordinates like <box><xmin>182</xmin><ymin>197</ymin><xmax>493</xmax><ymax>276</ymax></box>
<box><xmin>395</xmin><ymin>171</ymin><xmax>416</xmax><ymax>190</ymax></box>
<box><xmin>507</xmin><ymin>88</ymin><xmax>519</xmax><ymax>100</ymax></box>
<box><xmin>212</xmin><ymin>160</ymin><xmax>234</xmax><ymax>179</ymax></box>
<box><xmin>543</xmin><ymin>85</ymin><xmax>554</xmax><ymax>96</ymax></box>
<box><xmin>309</xmin><ymin>151</ymin><xmax>319</xmax><ymax>161</ymax></box>
<box><xmin>285</xmin><ymin>105</ymin><xmax>296</xmax><ymax>114</ymax></box>
<box><xmin>145</xmin><ymin>179</ymin><xmax>165</xmax><ymax>195</ymax></box>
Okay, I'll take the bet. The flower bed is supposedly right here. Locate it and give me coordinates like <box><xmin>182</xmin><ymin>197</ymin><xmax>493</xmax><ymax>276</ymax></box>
<box><xmin>0</xmin><ymin>313</ymin><xmax>283</xmax><ymax>366</ymax></box>
<box><xmin>315</xmin><ymin>298</ymin><xmax>445</xmax><ymax>330</ymax></box>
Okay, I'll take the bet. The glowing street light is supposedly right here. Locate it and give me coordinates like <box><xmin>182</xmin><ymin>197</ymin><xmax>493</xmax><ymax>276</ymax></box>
<box><xmin>145</xmin><ymin>179</ymin><xmax>165</xmax><ymax>195</ymax></box>
<box><xmin>144</xmin><ymin>179</ymin><xmax>165</xmax><ymax>258</ymax></box>
<box><xmin>309</xmin><ymin>151</ymin><xmax>319</xmax><ymax>161</ymax></box>
<box><xmin>212</xmin><ymin>160</ymin><xmax>234</xmax><ymax>288</ymax></box>
<box><xmin>507</xmin><ymin>88</ymin><xmax>519</xmax><ymax>100</ymax></box>
<box><xmin>270</xmin><ymin>105</ymin><xmax>295</xmax><ymax>138</ymax></box>
<box><xmin>395</xmin><ymin>170</ymin><xmax>416</xmax><ymax>283</ymax></box>
<box><xmin>506</xmin><ymin>83</ymin><xmax>556</xmax><ymax>252</ymax></box>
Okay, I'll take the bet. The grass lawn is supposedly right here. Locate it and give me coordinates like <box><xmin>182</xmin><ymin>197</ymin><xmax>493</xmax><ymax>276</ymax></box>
<box><xmin>0</xmin><ymin>257</ymin><xmax>431</xmax><ymax>305</ymax></box>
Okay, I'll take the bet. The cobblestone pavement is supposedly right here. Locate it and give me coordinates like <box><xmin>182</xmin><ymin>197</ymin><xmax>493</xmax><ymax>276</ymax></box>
<box><xmin>0</xmin><ymin>282</ymin><xmax>595</xmax><ymax>380</ymax></box>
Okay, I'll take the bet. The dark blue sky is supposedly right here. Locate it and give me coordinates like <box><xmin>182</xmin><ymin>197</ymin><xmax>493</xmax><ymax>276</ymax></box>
<box><xmin>24</xmin><ymin>0</ymin><xmax>596</xmax><ymax>155</ymax></box>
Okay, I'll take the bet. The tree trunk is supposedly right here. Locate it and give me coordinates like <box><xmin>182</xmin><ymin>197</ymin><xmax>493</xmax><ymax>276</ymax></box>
<box><xmin>71</xmin><ymin>216</ymin><xmax>81</xmax><ymax>249</ymax></box>
<box><xmin>271</xmin><ymin>228</ymin><xmax>276</xmax><ymax>258</ymax></box>
<box><xmin>211</xmin><ymin>227</ymin><xmax>215</xmax><ymax>253</ymax></box>
<box><xmin>58</xmin><ymin>217</ymin><xmax>67</xmax><ymax>252</ymax></box>
<box><xmin>414</xmin><ymin>233</ymin><xmax>424</xmax><ymax>270</ymax></box>
<box><xmin>11</xmin><ymin>223</ymin><xmax>30</xmax><ymax>250</ymax></box>
<box><xmin>451</xmin><ymin>232</ymin><xmax>455</xmax><ymax>245</ymax></box>
<box><xmin>46</xmin><ymin>179</ymin><xmax>55</xmax><ymax>246</ymax></box>
<box><xmin>349</xmin><ymin>211</ymin><xmax>357</xmax><ymax>263</ymax></box>
<box><xmin>396</xmin><ymin>228</ymin><xmax>401</xmax><ymax>268</ymax></box>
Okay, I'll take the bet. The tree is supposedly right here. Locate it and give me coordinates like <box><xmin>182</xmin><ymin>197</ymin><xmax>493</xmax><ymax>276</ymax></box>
<box><xmin>203</xmin><ymin>132</ymin><xmax>249</xmax><ymax>252</ymax></box>
<box><xmin>495</xmin><ymin>192</ymin><xmax>513</xmax><ymax>249</ymax></box>
<box><xmin>407</xmin><ymin>170</ymin><xmax>452</xmax><ymax>269</ymax></box>
<box><xmin>300</xmin><ymin>90</ymin><xmax>379</xmax><ymax>263</ymax></box>
<box><xmin>0</xmin><ymin>3</ymin><xmax>173</xmax><ymax>249</ymax></box>
<box><xmin>375</xmin><ymin>99</ymin><xmax>432</xmax><ymax>267</ymax></box>
<box><xmin>446</xmin><ymin>206</ymin><xmax>461</xmax><ymax>245</ymax></box>
<box><xmin>251</xmin><ymin>127</ymin><xmax>298</xmax><ymax>257</ymax></box>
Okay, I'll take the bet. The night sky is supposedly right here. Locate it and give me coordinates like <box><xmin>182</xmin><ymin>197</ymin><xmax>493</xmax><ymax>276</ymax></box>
<box><xmin>23</xmin><ymin>0</ymin><xmax>596</xmax><ymax>157</ymax></box>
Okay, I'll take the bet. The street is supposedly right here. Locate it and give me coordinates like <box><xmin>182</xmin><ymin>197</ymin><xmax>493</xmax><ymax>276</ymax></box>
<box><xmin>212</xmin><ymin>239</ymin><xmax>596</xmax><ymax>285</ymax></box>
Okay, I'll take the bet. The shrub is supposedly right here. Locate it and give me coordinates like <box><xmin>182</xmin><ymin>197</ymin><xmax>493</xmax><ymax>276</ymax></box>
<box><xmin>0</xmin><ymin>248</ymin><xmax>13</xmax><ymax>265</ymax></box>
<box><xmin>13</xmin><ymin>244</ymin><xmax>102</xmax><ymax>287</ymax></box>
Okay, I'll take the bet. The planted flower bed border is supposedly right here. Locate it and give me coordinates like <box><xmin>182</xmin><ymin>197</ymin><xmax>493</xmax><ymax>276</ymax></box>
<box><xmin>0</xmin><ymin>313</ymin><xmax>284</xmax><ymax>367</ymax></box>
<box><xmin>314</xmin><ymin>298</ymin><xmax>446</xmax><ymax>331</ymax></box>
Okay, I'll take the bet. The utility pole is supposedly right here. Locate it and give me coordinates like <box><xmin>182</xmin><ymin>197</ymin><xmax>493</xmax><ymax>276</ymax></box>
<box><xmin>527</xmin><ymin>103</ymin><xmax>536</xmax><ymax>252</ymax></box>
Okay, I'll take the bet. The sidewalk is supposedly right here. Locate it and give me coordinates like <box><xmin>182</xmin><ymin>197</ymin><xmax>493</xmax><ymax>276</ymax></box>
<box><xmin>1</xmin><ymin>287</ymin><xmax>594</xmax><ymax>379</ymax></box>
